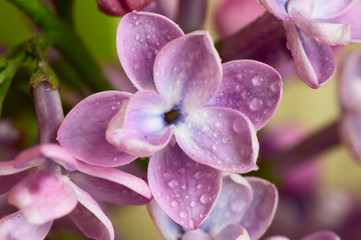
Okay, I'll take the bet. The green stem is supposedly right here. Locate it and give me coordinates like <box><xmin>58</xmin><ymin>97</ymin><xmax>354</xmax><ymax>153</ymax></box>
<box><xmin>7</xmin><ymin>0</ymin><xmax>111</xmax><ymax>92</ymax></box>
<box><xmin>52</xmin><ymin>0</ymin><xmax>74</xmax><ymax>26</ymax></box>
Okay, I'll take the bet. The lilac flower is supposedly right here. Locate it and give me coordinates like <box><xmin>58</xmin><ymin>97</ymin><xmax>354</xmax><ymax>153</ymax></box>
<box><xmin>264</xmin><ymin>231</ymin><xmax>341</xmax><ymax>240</ymax></box>
<box><xmin>148</xmin><ymin>173</ymin><xmax>278</xmax><ymax>240</ymax></box>
<box><xmin>58</xmin><ymin>11</ymin><xmax>282</xmax><ymax>229</ymax></box>
<box><xmin>97</xmin><ymin>0</ymin><xmax>154</xmax><ymax>16</ymax></box>
<box><xmin>0</xmin><ymin>144</ymin><xmax>152</xmax><ymax>240</ymax></box>
<box><xmin>258</xmin><ymin>0</ymin><xmax>361</xmax><ymax>88</ymax></box>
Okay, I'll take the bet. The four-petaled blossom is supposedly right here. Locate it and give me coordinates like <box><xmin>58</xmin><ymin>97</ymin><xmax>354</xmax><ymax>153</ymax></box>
<box><xmin>258</xmin><ymin>0</ymin><xmax>361</xmax><ymax>88</ymax></box>
<box><xmin>148</xmin><ymin>173</ymin><xmax>278</xmax><ymax>240</ymax></box>
<box><xmin>0</xmin><ymin>144</ymin><xmax>152</xmax><ymax>240</ymax></box>
<box><xmin>57</xmin><ymin>11</ymin><xmax>282</xmax><ymax>230</ymax></box>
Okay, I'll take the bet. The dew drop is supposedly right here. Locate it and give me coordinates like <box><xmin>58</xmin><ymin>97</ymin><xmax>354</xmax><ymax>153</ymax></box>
<box><xmin>249</xmin><ymin>97</ymin><xmax>263</xmax><ymax>111</ymax></box>
<box><xmin>194</xmin><ymin>171</ymin><xmax>203</xmax><ymax>180</ymax></box>
<box><xmin>200</xmin><ymin>194</ymin><xmax>212</xmax><ymax>204</ymax></box>
<box><xmin>135</xmin><ymin>34</ymin><xmax>140</xmax><ymax>40</ymax></box>
<box><xmin>215</xmin><ymin>121</ymin><xmax>223</xmax><ymax>127</ymax></box>
<box><xmin>171</xmin><ymin>201</ymin><xmax>178</xmax><ymax>207</ymax></box>
<box><xmin>197</xmin><ymin>183</ymin><xmax>204</xmax><ymax>190</ymax></box>
<box><xmin>163</xmin><ymin>172</ymin><xmax>171</xmax><ymax>178</ymax></box>
<box><xmin>199</xmin><ymin>213</ymin><xmax>205</xmax><ymax>218</ymax></box>
<box><xmin>212</xmin><ymin>145</ymin><xmax>217</xmax><ymax>150</ymax></box>
<box><xmin>190</xmin><ymin>201</ymin><xmax>198</xmax><ymax>208</ymax></box>
<box><xmin>111</xmin><ymin>106</ymin><xmax>117</xmax><ymax>110</ymax></box>
<box><xmin>252</xmin><ymin>75</ymin><xmax>264</xmax><ymax>86</ymax></box>
<box><xmin>221</xmin><ymin>137</ymin><xmax>229</xmax><ymax>144</ymax></box>
<box><xmin>173</xmin><ymin>66</ymin><xmax>182</xmax><ymax>73</ymax></box>
<box><xmin>180</xmin><ymin>211</ymin><xmax>188</xmax><ymax>219</ymax></box>
<box><xmin>168</xmin><ymin>179</ymin><xmax>179</xmax><ymax>188</ymax></box>
<box><xmin>188</xmin><ymin>219</ymin><xmax>195</xmax><ymax>229</ymax></box>
<box><xmin>270</xmin><ymin>81</ymin><xmax>280</xmax><ymax>92</ymax></box>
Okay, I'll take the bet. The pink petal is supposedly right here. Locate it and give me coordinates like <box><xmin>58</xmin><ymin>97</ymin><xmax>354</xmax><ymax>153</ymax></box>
<box><xmin>97</xmin><ymin>0</ymin><xmax>127</xmax><ymax>16</ymax></box>
<box><xmin>106</xmin><ymin>90</ymin><xmax>173</xmax><ymax>157</ymax></box>
<box><xmin>69</xmin><ymin>161</ymin><xmax>151</xmax><ymax>205</ymax></box>
<box><xmin>257</xmin><ymin>0</ymin><xmax>289</xmax><ymax>20</ymax></box>
<box><xmin>0</xmin><ymin>171</ymin><xmax>29</xmax><ymax>194</ymax></box>
<box><xmin>155</xmin><ymin>0</ymin><xmax>179</xmax><ymax>20</ymax></box>
<box><xmin>300</xmin><ymin>231</ymin><xmax>341</xmax><ymax>240</ymax></box>
<box><xmin>215</xmin><ymin>224</ymin><xmax>250</xmax><ymax>240</ymax></box>
<box><xmin>200</xmin><ymin>174</ymin><xmax>253</xmax><ymax>235</ymax></box>
<box><xmin>182</xmin><ymin>229</ymin><xmax>211</xmax><ymax>240</ymax></box>
<box><xmin>0</xmin><ymin>211</ymin><xmax>52</xmax><ymax>240</ymax></box>
<box><xmin>311</xmin><ymin>0</ymin><xmax>356</xmax><ymax>19</ymax></box>
<box><xmin>264</xmin><ymin>236</ymin><xmax>290</xmax><ymax>240</ymax></box>
<box><xmin>215</xmin><ymin>0</ymin><xmax>265</xmax><ymax>37</ymax></box>
<box><xmin>239</xmin><ymin>177</ymin><xmax>278</xmax><ymax>240</ymax></box>
<box><xmin>148</xmin><ymin>144</ymin><xmax>222</xmax><ymax>229</ymax></box>
<box><xmin>289</xmin><ymin>10</ymin><xmax>351</xmax><ymax>45</ymax></box>
<box><xmin>283</xmin><ymin>21</ymin><xmax>335</xmax><ymax>88</ymax></box>
<box><xmin>58</xmin><ymin>91</ymin><xmax>136</xmax><ymax>167</ymax></box>
<box><xmin>117</xmin><ymin>12</ymin><xmax>184</xmax><ymax>91</ymax></box>
<box><xmin>8</xmin><ymin>169</ymin><xmax>77</xmax><ymax>224</ymax></box>
<box><xmin>340</xmin><ymin>113</ymin><xmax>361</xmax><ymax>163</ymax></box>
<box><xmin>68</xmin><ymin>182</ymin><xmax>115</xmax><ymax>240</ymax></box>
<box><xmin>175</xmin><ymin>107</ymin><xmax>259</xmax><ymax>173</ymax></box>
<box><xmin>208</xmin><ymin>60</ymin><xmax>282</xmax><ymax>131</ymax></box>
<box><xmin>153</xmin><ymin>31</ymin><xmax>222</xmax><ymax>112</ymax></box>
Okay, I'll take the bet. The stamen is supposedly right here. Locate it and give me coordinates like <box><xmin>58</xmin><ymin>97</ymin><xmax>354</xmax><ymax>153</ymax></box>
<box><xmin>163</xmin><ymin>107</ymin><xmax>181</xmax><ymax>124</ymax></box>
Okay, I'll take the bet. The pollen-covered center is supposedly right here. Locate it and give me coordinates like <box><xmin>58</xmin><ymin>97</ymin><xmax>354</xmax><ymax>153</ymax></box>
<box><xmin>163</xmin><ymin>107</ymin><xmax>181</xmax><ymax>125</ymax></box>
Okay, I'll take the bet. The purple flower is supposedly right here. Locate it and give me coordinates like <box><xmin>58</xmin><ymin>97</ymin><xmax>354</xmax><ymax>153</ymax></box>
<box><xmin>264</xmin><ymin>231</ymin><xmax>341</xmax><ymax>240</ymax></box>
<box><xmin>57</xmin><ymin>11</ymin><xmax>282</xmax><ymax>229</ymax></box>
<box><xmin>97</xmin><ymin>0</ymin><xmax>154</xmax><ymax>16</ymax></box>
<box><xmin>148</xmin><ymin>173</ymin><xmax>278</xmax><ymax>240</ymax></box>
<box><xmin>0</xmin><ymin>144</ymin><xmax>152</xmax><ymax>240</ymax></box>
<box><xmin>258</xmin><ymin>0</ymin><xmax>361</xmax><ymax>88</ymax></box>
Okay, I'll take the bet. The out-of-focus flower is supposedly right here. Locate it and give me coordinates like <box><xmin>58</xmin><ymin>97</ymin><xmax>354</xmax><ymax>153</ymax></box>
<box><xmin>148</xmin><ymin>173</ymin><xmax>278</xmax><ymax>240</ymax></box>
<box><xmin>258</xmin><ymin>0</ymin><xmax>361</xmax><ymax>88</ymax></box>
<box><xmin>97</xmin><ymin>0</ymin><xmax>154</xmax><ymax>16</ymax></box>
<box><xmin>58</xmin><ymin>11</ymin><xmax>282</xmax><ymax>230</ymax></box>
<box><xmin>264</xmin><ymin>230</ymin><xmax>340</xmax><ymax>240</ymax></box>
<box><xmin>0</xmin><ymin>144</ymin><xmax>152</xmax><ymax>240</ymax></box>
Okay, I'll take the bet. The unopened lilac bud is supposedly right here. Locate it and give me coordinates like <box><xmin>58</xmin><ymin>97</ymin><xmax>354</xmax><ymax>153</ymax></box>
<box><xmin>97</xmin><ymin>0</ymin><xmax>154</xmax><ymax>16</ymax></box>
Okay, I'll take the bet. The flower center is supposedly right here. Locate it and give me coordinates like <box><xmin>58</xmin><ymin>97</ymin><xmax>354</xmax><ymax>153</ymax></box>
<box><xmin>163</xmin><ymin>106</ymin><xmax>181</xmax><ymax>125</ymax></box>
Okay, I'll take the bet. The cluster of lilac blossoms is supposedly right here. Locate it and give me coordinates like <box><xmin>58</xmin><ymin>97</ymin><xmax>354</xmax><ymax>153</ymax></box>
<box><xmin>58</xmin><ymin>11</ymin><xmax>283</xmax><ymax>232</ymax></box>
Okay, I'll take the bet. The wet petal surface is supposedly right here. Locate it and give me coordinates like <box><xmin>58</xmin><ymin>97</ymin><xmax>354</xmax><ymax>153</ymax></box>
<box><xmin>215</xmin><ymin>224</ymin><xmax>250</xmax><ymax>240</ymax></box>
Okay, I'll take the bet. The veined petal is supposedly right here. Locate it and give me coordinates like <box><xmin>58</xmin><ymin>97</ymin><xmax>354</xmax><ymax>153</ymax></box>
<box><xmin>257</xmin><ymin>0</ymin><xmax>289</xmax><ymax>20</ymax></box>
<box><xmin>283</xmin><ymin>21</ymin><xmax>335</xmax><ymax>88</ymax></box>
<box><xmin>215</xmin><ymin>224</ymin><xmax>250</xmax><ymax>240</ymax></box>
<box><xmin>106</xmin><ymin>90</ymin><xmax>173</xmax><ymax>157</ymax></box>
<box><xmin>207</xmin><ymin>60</ymin><xmax>282</xmax><ymax>131</ymax></box>
<box><xmin>175</xmin><ymin>107</ymin><xmax>259</xmax><ymax>173</ymax></box>
<box><xmin>200</xmin><ymin>174</ymin><xmax>253</xmax><ymax>236</ymax></box>
<box><xmin>8</xmin><ymin>169</ymin><xmax>77</xmax><ymax>225</ymax></box>
<box><xmin>0</xmin><ymin>211</ymin><xmax>52</xmax><ymax>240</ymax></box>
<box><xmin>58</xmin><ymin>91</ymin><xmax>136</xmax><ymax>167</ymax></box>
<box><xmin>239</xmin><ymin>177</ymin><xmax>278</xmax><ymax>240</ymax></box>
<box><xmin>340</xmin><ymin>113</ymin><xmax>361</xmax><ymax>163</ymax></box>
<box><xmin>117</xmin><ymin>11</ymin><xmax>184</xmax><ymax>91</ymax></box>
<box><xmin>69</xmin><ymin>161</ymin><xmax>151</xmax><ymax>205</ymax></box>
<box><xmin>154</xmin><ymin>31</ymin><xmax>222</xmax><ymax>112</ymax></box>
<box><xmin>300</xmin><ymin>231</ymin><xmax>341</xmax><ymax>240</ymax></box>
<box><xmin>68</xmin><ymin>182</ymin><xmax>114</xmax><ymax>240</ymax></box>
<box><xmin>290</xmin><ymin>10</ymin><xmax>351</xmax><ymax>45</ymax></box>
<box><xmin>148</xmin><ymin>144</ymin><xmax>222</xmax><ymax>229</ymax></box>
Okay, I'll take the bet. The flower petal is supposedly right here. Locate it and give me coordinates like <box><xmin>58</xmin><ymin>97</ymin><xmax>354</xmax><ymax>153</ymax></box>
<box><xmin>106</xmin><ymin>90</ymin><xmax>173</xmax><ymax>157</ymax></box>
<box><xmin>148</xmin><ymin>144</ymin><xmax>222</xmax><ymax>229</ymax></box>
<box><xmin>8</xmin><ymin>169</ymin><xmax>77</xmax><ymax>225</ymax></box>
<box><xmin>300</xmin><ymin>231</ymin><xmax>341</xmax><ymax>240</ymax></box>
<box><xmin>69</xmin><ymin>161</ymin><xmax>151</xmax><ymax>205</ymax></box>
<box><xmin>117</xmin><ymin>11</ymin><xmax>184</xmax><ymax>91</ymax></box>
<box><xmin>58</xmin><ymin>91</ymin><xmax>136</xmax><ymax>167</ymax></box>
<box><xmin>283</xmin><ymin>21</ymin><xmax>335</xmax><ymax>88</ymax></box>
<box><xmin>289</xmin><ymin>10</ymin><xmax>351</xmax><ymax>45</ymax></box>
<box><xmin>175</xmin><ymin>107</ymin><xmax>259</xmax><ymax>173</ymax></box>
<box><xmin>0</xmin><ymin>171</ymin><xmax>29</xmax><ymax>194</ymax></box>
<box><xmin>257</xmin><ymin>0</ymin><xmax>289</xmax><ymax>20</ymax></box>
<box><xmin>0</xmin><ymin>211</ymin><xmax>52</xmax><ymax>240</ymax></box>
<box><xmin>340</xmin><ymin>113</ymin><xmax>361</xmax><ymax>163</ymax></box>
<box><xmin>199</xmin><ymin>174</ymin><xmax>253</xmax><ymax>236</ymax></box>
<box><xmin>239</xmin><ymin>177</ymin><xmax>278</xmax><ymax>240</ymax></box>
<box><xmin>153</xmin><ymin>31</ymin><xmax>222</xmax><ymax>112</ymax></box>
<box><xmin>311</xmin><ymin>0</ymin><xmax>356</xmax><ymax>19</ymax></box>
<box><xmin>215</xmin><ymin>224</ymin><xmax>250</xmax><ymax>240</ymax></box>
<box><xmin>68</xmin><ymin>182</ymin><xmax>114</xmax><ymax>240</ymax></box>
<box><xmin>263</xmin><ymin>236</ymin><xmax>290</xmax><ymax>240</ymax></box>
<box><xmin>182</xmin><ymin>229</ymin><xmax>211</xmax><ymax>240</ymax></box>
<box><xmin>207</xmin><ymin>60</ymin><xmax>282</xmax><ymax>131</ymax></box>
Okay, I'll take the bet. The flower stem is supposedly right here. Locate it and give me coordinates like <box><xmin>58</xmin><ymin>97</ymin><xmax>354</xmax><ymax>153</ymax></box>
<box><xmin>7</xmin><ymin>0</ymin><xmax>111</xmax><ymax>92</ymax></box>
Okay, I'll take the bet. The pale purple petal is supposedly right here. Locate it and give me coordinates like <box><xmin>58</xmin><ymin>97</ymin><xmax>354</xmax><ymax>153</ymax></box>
<box><xmin>148</xmin><ymin>144</ymin><xmax>222</xmax><ymax>229</ymax></box>
<box><xmin>153</xmin><ymin>31</ymin><xmax>222</xmax><ymax>112</ymax></box>
<box><xmin>182</xmin><ymin>229</ymin><xmax>211</xmax><ymax>240</ymax></box>
<box><xmin>106</xmin><ymin>90</ymin><xmax>173</xmax><ymax>157</ymax></box>
<box><xmin>199</xmin><ymin>174</ymin><xmax>252</xmax><ymax>235</ymax></box>
<box><xmin>300</xmin><ymin>231</ymin><xmax>341</xmax><ymax>240</ymax></box>
<box><xmin>340</xmin><ymin>113</ymin><xmax>361</xmax><ymax>163</ymax></box>
<box><xmin>207</xmin><ymin>60</ymin><xmax>282</xmax><ymax>131</ymax></box>
<box><xmin>58</xmin><ymin>91</ymin><xmax>136</xmax><ymax>167</ymax></box>
<box><xmin>69</xmin><ymin>161</ymin><xmax>151</xmax><ymax>205</ymax></box>
<box><xmin>215</xmin><ymin>0</ymin><xmax>265</xmax><ymax>37</ymax></box>
<box><xmin>8</xmin><ymin>169</ymin><xmax>77</xmax><ymax>224</ymax></box>
<box><xmin>311</xmin><ymin>0</ymin><xmax>356</xmax><ymax>19</ymax></box>
<box><xmin>239</xmin><ymin>177</ymin><xmax>278</xmax><ymax>240</ymax></box>
<box><xmin>68</xmin><ymin>182</ymin><xmax>114</xmax><ymax>240</ymax></box>
<box><xmin>215</xmin><ymin>224</ymin><xmax>250</xmax><ymax>240</ymax></box>
<box><xmin>264</xmin><ymin>236</ymin><xmax>290</xmax><ymax>240</ymax></box>
<box><xmin>289</xmin><ymin>10</ymin><xmax>351</xmax><ymax>45</ymax></box>
<box><xmin>175</xmin><ymin>107</ymin><xmax>259</xmax><ymax>173</ymax></box>
<box><xmin>0</xmin><ymin>211</ymin><xmax>52</xmax><ymax>240</ymax></box>
<box><xmin>283</xmin><ymin>21</ymin><xmax>335</xmax><ymax>88</ymax></box>
<box><xmin>338</xmin><ymin>51</ymin><xmax>361</xmax><ymax>113</ymax></box>
<box><xmin>257</xmin><ymin>0</ymin><xmax>289</xmax><ymax>20</ymax></box>
<box><xmin>117</xmin><ymin>11</ymin><xmax>184</xmax><ymax>91</ymax></box>
<box><xmin>155</xmin><ymin>0</ymin><xmax>179</xmax><ymax>20</ymax></box>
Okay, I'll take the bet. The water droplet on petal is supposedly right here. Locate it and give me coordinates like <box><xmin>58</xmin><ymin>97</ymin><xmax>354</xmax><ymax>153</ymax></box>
<box><xmin>188</xmin><ymin>219</ymin><xmax>195</xmax><ymax>229</ymax></box>
<box><xmin>173</xmin><ymin>66</ymin><xmax>182</xmax><ymax>73</ymax></box>
<box><xmin>168</xmin><ymin>179</ymin><xmax>179</xmax><ymax>188</ymax></box>
<box><xmin>200</xmin><ymin>194</ymin><xmax>212</xmax><ymax>204</ymax></box>
<box><xmin>197</xmin><ymin>183</ymin><xmax>204</xmax><ymax>190</ymax></box>
<box><xmin>249</xmin><ymin>97</ymin><xmax>263</xmax><ymax>111</ymax></box>
<box><xmin>171</xmin><ymin>201</ymin><xmax>178</xmax><ymax>207</ymax></box>
<box><xmin>252</xmin><ymin>75</ymin><xmax>264</xmax><ymax>86</ymax></box>
<box><xmin>215</xmin><ymin>121</ymin><xmax>223</xmax><ymax>127</ymax></box>
<box><xmin>190</xmin><ymin>201</ymin><xmax>198</xmax><ymax>208</ymax></box>
<box><xmin>270</xmin><ymin>81</ymin><xmax>280</xmax><ymax>92</ymax></box>
<box><xmin>194</xmin><ymin>171</ymin><xmax>203</xmax><ymax>180</ymax></box>
<box><xmin>221</xmin><ymin>137</ymin><xmax>229</xmax><ymax>144</ymax></box>
<box><xmin>163</xmin><ymin>172</ymin><xmax>171</xmax><ymax>178</ymax></box>
<box><xmin>180</xmin><ymin>211</ymin><xmax>188</xmax><ymax>219</ymax></box>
